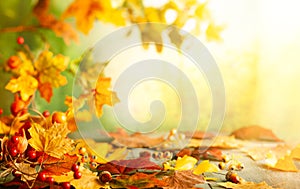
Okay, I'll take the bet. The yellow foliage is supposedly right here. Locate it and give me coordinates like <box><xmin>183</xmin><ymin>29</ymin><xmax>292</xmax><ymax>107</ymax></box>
<box><xmin>28</xmin><ymin>122</ymin><xmax>74</xmax><ymax>158</ymax></box>
<box><xmin>193</xmin><ymin>160</ymin><xmax>219</xmax><ymax>175</ymax></box>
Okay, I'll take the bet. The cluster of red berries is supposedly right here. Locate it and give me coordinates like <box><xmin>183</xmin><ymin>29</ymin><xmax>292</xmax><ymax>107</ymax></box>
<box><xmin>6</xmin><ymin>36</ymin><xmax>25</xmax><ymax>70</ymax></box>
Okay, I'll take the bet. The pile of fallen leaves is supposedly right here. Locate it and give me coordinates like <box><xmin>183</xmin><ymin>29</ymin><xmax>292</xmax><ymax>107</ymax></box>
<box><xmin>1</xmin><ymin>107</ymin><xmax>298</xmax><ymax>189</ymax></box>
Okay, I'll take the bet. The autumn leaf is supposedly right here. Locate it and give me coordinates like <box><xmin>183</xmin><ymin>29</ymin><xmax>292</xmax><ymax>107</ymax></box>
<box><xmin>28</xmin><ymin>122</ymin><xmax>74</xmax><ymax>158</ymax></box>
<box><xmin>33</xmin><ymin>0</ymin><xmax>78</xmax><ymax>44</ymax></box>
<box><xmin>211</xmin><ymin>136</ymin><xmax>243</xmax><ymax>149</ymax></box>
<box><xmin>244</xmin><ymin>144</ymin><xmax>291</xmax><ymax>161</ymax></box>
<box><xmin>0</xmin><ymin>120</ymin><xmax>11</xmax><ymax>135</ymax></box>
<box><xmin>174</xmin><ymin>155</ymin><xmax>197</xmax><ymax>171</ymax></box>
<box><xmin>95</xmin><ymin>77</ymin><xmax>119</xmax><ymax>117</ymax></box>
<box><xmin>291</xmin><ymin>144</ymin><xmax>300</xmax><ymax>160</ymax></box>
<box><xmin>111</xmin><ymin>172</ymin><xmax>167</xmax><ymax>189</ymax></box>
<box><xmin>34</xmin><ymin>50</ymin><xmax>68</xmax><ymax>88</ymax></box>
<box><xmin>9</xmin><ymin>51</ymin><xmax>35</xmax><ymax>76</ymax></box>
<box><xmin>15</xmin><ymin>163</ymin><xmax>37</xmax><ymax>181</ymax></box>
<box><xmin>37</xmin><ymin>82</ymin><xmax>53</xmax><ymax>102</ymax></box>
<box><xmin>267</xmin><ymin>155</ymin><xmax>298</xmax><ymax>172</ymax></box>
<box><xmin>185</xmin><ymin>130</ymin><xmax>214</xmax><ymax>139</ymax></box>
<box><xmin>218</xmin><ymin>181</ymin><xmax>281</xmax><ymax>189</ymax></box>
<box><xmin>206</xmin><ymin>23</ymin><xmax>223</xmax><ymax>41</ymax></box>
<box><xmin>5</xmin><ymin>75</ymin><xmax>38</xmax><ymax>101</ymax></box>
<box><xmin>231</xmin><ymin>125</ymin><xmax>281</xmax><ymax>142</ymax></box>
<box><xmin>41</xmin><ymin>154</ymin><xmax>78</xmax><ymax>176</ymax></box>
<box><xmin>110</xmin><ymin>129</ymin><xmax>165</xmax><ymax>148</ymax></box>
<box><xmin>193</xmin><ymin>160</ymin><xmax>219</xmax><ymax>175</ymax></box>
<box><xmin>163</xmin><ymin>170</ymin><xmax>205</xmax><ymax>189</ymax></box>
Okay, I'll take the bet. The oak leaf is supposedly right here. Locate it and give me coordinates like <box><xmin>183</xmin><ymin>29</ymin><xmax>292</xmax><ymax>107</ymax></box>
<box><xmin>34</xmin><ymin>50</ymin><xmax>68</xmax><ymax>88</ymax></box>
<box><xmin>5</xmin><ymin>75</ymin><xmax>38</xmax><ymax>101</ymax></box>
<box><xmin>163</xmin><ymin>170</ymin><xmax>204</xmax><ymax>189</ymax></box>
<box><xmin>28</xmin><ymin>122</ymin><xmax>74</xmax><ymax>158</ymax></box>
<box><xmin>231</xmin><ymin>125</ymin><xmax>281</xmax><ymax>142</ymax></box>
<box><xmin>95</xmin><ymin>77</ymin><xmax>119</xmax><ymax>117</ymax></box>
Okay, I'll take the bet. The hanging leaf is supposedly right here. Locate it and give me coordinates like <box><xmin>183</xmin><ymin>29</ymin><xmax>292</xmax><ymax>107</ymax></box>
<box><xmin>163</xmin><ymin>170</ymin><xmax>205</xmax><ymax>189</ymax></box>
<box><xmin>28</xmin><ymin>122</ymin><xmax>74</xmax><ymax>158</ymax></box>
<box><xmin>33</xmin><ymin>0</ymin><xmax>78</xmax><ymax>44</ymax></box>
<box><xmin>37</xmin><ymin>82</ymin><xmax>53</xmax><ymax>103</ymax></box>
<box><xmin>95</xmin><ymin>77</ymin><xmax>119</xmax><ymax>117</ymax></box>
<box><xmin>193</xmin><ymin>160</ymin><xmax>219</xmax><ymax>175</ymax></box>
<box><xmin>5</xmin><ymin>75</ymin><xmax>38</xmax><ymax>101</ymax></box>
<box><xmin>35</xmin><ymin>50</ymin><xmax>69</xmax><ymax>88</ymax></box>
<box><xmin>231</xmin><ymin>125</ymin><xmax>281</xmax><ymax>142</ymax></box>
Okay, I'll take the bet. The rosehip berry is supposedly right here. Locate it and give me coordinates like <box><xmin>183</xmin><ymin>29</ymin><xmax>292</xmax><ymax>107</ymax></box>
<box><xmin>27</xmin><ymin>150</ymin><xmax>37</xmax><ymax>160</ymax></box>
<box><xmin>71</xmin><ymin>163</ymin><xmax>79</xmax><ymax>172</ymax></box>
<box><xmin>7</xmin><ymin>56</ymin><xmax>20</xmax><ymax>69</ymax></box>
<box><xmin>0</xmin><ymin>108</ymin><xmax>3</xmax><ymax>115</ymax></box>
<box><xmin>11</xmin><ymin>135</ymin><xmax>19</xmax><ymax>144</ymax></box>
<box><xmin>51</xmin><ymin>112</ymin><xmax>67</xmax><ymax>124</ymax></box>
<box><xmin>16</xmin><ymin>135</ymin><xmax>28</xmax><ymax>154</ymax></box>
<box><xmin>78</xmin><ymin>147</ymin><xmax>86</xmax><ymax>155</ymax></box>
<box><xmin>73</xmin><ymin>171</ymin><xmax>82</xmax><ymax>179</ymax></box>
<box><xmin>9</xmin><ymin>147</ymin><xmax>19</xmax><ymax>157</ymax></box>
<box><xmin>17</xmin><ymin>36</ymin><xmax>24</xmax><ymax>45</ymax></box>
<box><xmin>61</xmin><ymin>182</ymin><xmax>71</xmax><ymax>189</ymax></box>
<box><xmin>11</xmin><ymin>100</ymin><xmax>26</xmax><ymax>116</ymax></box>
<box><xmin>99</xmin><ymin>171</ymin><xmax>112</xmax><ymax>183</ymax></box>
<box><xmin>42</xmin><ymin>110</ymin><xmax>50</xmax><ymax>118</ymax></box>
<box><xmin>37</xmin><ymin>171</ymin><xmax>47</xmax><ymax>181</ymax></box>
<box><xmin>46</xmin><ymin>176</ymin><xmax>54</xmax><ymax>183</ymax></box>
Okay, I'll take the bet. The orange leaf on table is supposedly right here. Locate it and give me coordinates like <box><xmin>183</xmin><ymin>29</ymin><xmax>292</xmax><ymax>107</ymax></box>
<box><xmin>231</xmin><ymin>125</ymin><xmax>281</xmax><ymax>142</ymax></box>
<box><xmin>163</xmin><ymin>170</ymin><xmax>205</xmax><ymax>189</ymax></box>
<box><xmin>37</xmin><ymin>82</ymin><xmax>53</xmax><ymax>103</ymax></box>
<box><xmin>40</xmin><ymin>154</ymin><xmax>78</xmax><ymax>176</ymax></box>
<box><xmin>33</xmin><ymin>0</ymin><xmax>78</xmax><ymax>44</ymax></box>
<box><xmin>268</xmin><ymin>155</ymin><xmax>298</xmax><ymax>172</ymax></box>
<box><xmin>28</xmin><ymin>122</ymin><xmax>74</xmax><ymax>158</ymax></box>
<box><xmin>185</xmin><ymin>130</ymin><xmax>214</xmax><ymax>139</ymax></box>
<box><xmin>94</xmin><ymin>77</ymin><xmax>119</xmax><ymax>117</ymax></box>
<box><xmin>110</xmin><ymin>129</ymin><xmax>165</xmax><ymax>148</ymax></box>
<box><xmin>5</xmin><ymin>75</ymin><xmax>38</xmax><ymax>101</ymax></box>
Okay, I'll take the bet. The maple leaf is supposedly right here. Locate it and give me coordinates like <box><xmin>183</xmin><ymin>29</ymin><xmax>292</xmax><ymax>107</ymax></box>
<box><xmin>231</xmin><ymin>125</ymin><xmax>281</xmax><ymax>142</ymax></box>
<box><xmin>33</xmin><ymin>0</ymin><xmax>78</xmax><ymax>44</ymax></box>
<box><xmin>218</xmin><ymin>181</ymin><xmax>278</xmax><ymax>189</ymax></box>
<box><xmin>163</xmin><ymin>170</ymin><xmax>204</xmax><ymax>189</ymax></box>
<box><xmin>5</xmin><ymin>75</ymin><xmax>38</xmax><ymax>101</ymax></box>
<box><xmin>9</xmin><ymin>51</ymin><xmax>35</xmax><ymax>76</ymax></box>
<box><xmin>34</xmin><ymin>50</ymin><xmax>68</xmax><ymax>88</ymax></box>
<box><xmin>28</xmin><ymin>122</ymin><xmax>74</xmax><ymax>158</ymax></box>
<box><xmin>95</xmin><ymin>77</ymin><xmax>119</xmax><ymax>117</ymax></box>
<box><xmin>41</xmin><ymin>154</ymin><xmax>78</xmax><ymax>176</ymax></box>
<box><xmin>110</xmin><ymin>129</ymin><xmax>165</xmax><ymax>148</ymax></box>
<box><xmin>193</xmin><ymin>160</ymin><xmax>219</xmax><ymax>175</ymax></box>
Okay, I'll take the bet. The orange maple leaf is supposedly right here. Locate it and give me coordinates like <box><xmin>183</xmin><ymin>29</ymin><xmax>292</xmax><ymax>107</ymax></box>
<box><xmin>95</xmin><ymin>77</ymin><xmax>119</xmax><ymax>117</ymax></box>
<box><xmin>33</xmin><ymin>0</ymin><xmax>78</xmax><ymax>44</ymax></box>
<box><xmin>37</xmin><ymin>82</ymin><xmax>53</xmax><ymax>103</ymax></box>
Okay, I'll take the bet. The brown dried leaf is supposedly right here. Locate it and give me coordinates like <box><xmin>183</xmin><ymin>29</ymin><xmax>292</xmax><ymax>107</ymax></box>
<box><xmin>163</xmin><ymin>170</ymin><xmax>205</xmax><ymax>189</ymax></box>
<box><xmin>185</xmin><ymin>130</ymin><xmax>214</xmax><ymax>139</ymax></box>
<box><xmin>231</xmin><ymin>125</ymin><xmax>281</xmax><ymax>142</ymax></box>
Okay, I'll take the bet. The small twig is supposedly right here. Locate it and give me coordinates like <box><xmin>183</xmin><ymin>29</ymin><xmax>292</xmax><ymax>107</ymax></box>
<box><xmin>0</xmin><ymin>25</ymin><xmax>39</xmax><ymax>33</ymax></box>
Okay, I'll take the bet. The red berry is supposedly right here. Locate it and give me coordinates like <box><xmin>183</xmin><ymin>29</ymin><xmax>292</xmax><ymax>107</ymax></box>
<box><xmin>17</xmin><ymin>36</ymin><xmax>24</xmax><ymax>45</ymax></box>
<box><xmin>71</xmin><ymin>163</ymin><xmax>79</xmax><ymax>172</ymax></box>
<box><xmin>27</xmin><ymin>150</ymin><xmax>37</xmax><ymax>160</ymax></box>
<box><xmin>46</xmin><ymin>176</ymin><xmax>54</xmax><ymax>183</ymax></box>
<box><xmin>42</xmin><ymin>110</ymin><xmax>50</xmax><ymax>118</ymax></box>
<box><xmin>7</xmin><ymin>56</ymin><xmax>20</xmax><ymax>69</ymax></box>
<box><xmin>11</xmin><ymin>100</ymin><xmax>26</xmax><ymax>116</ymax></box>
<box><xmin>37</xmin><ymin>171</ymin><xmax>47</xmax><ymax>181</ymax></box>
<box><xmin>73</xmin><ymin>171</ymin><xmax>82</xmax><ymax>179</ymax></box>
<box><xmin>61</xmin><ymin>182</ymin><xmax>71</xmax><ymax>189</ymax></box>
<box><xmin>0</xmin><ymin>108</ymin><xmax>3</xmax><ymax>115</ymax></box>
<box><xmin>52</xmin><ymin>112</ymin><xmax>67</xmax><ymax>124</ymax></box>
<box><xmin>11</xmin><ymin>135</ymin><xmax>19</xmax><ymax>144</ymax></box>
<box><xmin>99</xmin><ymin>171</ymin><xmax>112</xmax><ymax>183</ymax></box>
<box><xmin>9</xmin><ymin>147</ymin><xmax>19</xmax><ymax>157</ymax></box>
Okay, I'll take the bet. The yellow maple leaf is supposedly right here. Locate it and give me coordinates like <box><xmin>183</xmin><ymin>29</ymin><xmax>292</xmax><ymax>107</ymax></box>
<box><xmin>95</xmin><ymin>77</ymin><xmax>119</xmax><ymax>117</ymax></box>
<box><xmin>34</xmin><ymin>50</ymin><xmax>68</xmax><ymax>88</ymax></box>
<box><xmin>193</xmin><ymin>160</ymin><xmax>219</xmax><ymax>175</ymax></box>
<box><xmin>5</xmin><ymin>75</ymin><xmax>38</xmax><ymax>101</ymax></box>
<box><xmin>28</xmin><ymin>122</ymin><xmax>74</xmax><ymax>158</ymax></box>
<box><xmin>0</xmin><ymin>120</ymin><xmax>11</xmax><ymax>135</ymax></box>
